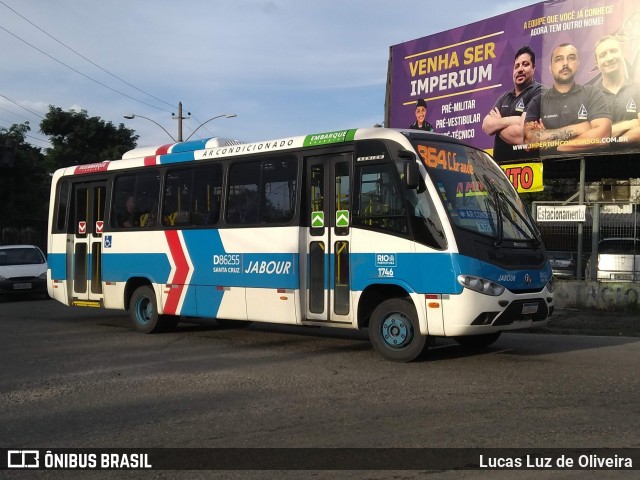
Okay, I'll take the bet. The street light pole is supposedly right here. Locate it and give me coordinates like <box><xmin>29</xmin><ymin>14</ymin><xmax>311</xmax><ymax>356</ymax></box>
<box><xmin>184</xmin><ymin>114</ymin><xmax>237</xmax><ymax>142</ymax></box>
<box><xmin>122</xmin><ymin>113</ymin><xmax>177</xmax><ymax>143</ymax></box>
<box><xmin>124</xmin><ymin>103</ymin><xmax>236</xmax><ymax>143</ymax></box>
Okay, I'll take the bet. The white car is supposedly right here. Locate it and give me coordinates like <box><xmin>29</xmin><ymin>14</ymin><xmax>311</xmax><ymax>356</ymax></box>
<box><xmin>0</xmin><ymin>245</ymin><xmax>48</xmax><ymax>297</ymax></box>
<box><xmin>587</xmin><ymin>238</ymin><xmax>640</xmax><ymax>282</ymax></box>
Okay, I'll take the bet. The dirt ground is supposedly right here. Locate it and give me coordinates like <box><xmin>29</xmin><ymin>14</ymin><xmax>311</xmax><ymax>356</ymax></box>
<box><xmin>530</xmin><ymin>308</ymin><xmax>640</xmax><ymax>337</ymax></box>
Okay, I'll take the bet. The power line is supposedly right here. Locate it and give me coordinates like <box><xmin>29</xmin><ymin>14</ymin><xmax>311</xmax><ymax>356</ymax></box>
<box><xmin>0</xmin><ymin>116</ymin><xmax>21</xmax><ymax>125</ymax></box>
<box><xmin>0</xmin><ymin>92</ymin><xmax>43</xmax><ymax>118</ymax></box>
<box><xmin>0</xmin><ymin>23</ymin><xmax>173</xmax><ymax>114</ymax></box>
<box><xmin>0</xmin><ymin>0</ymin><xmax>176</xmax><ymax>110</ymax></box>
<box><xmin>24</xmin><ymin>133</ymin><xmax>50</xmax><ymax>145</ymax></box>
<box><xmin>0</xmin><ymin>104</ymin><xmax>34</xmax><ymax>122</ymax></box>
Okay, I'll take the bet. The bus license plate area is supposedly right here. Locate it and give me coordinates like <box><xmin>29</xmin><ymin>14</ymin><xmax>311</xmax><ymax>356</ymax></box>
<box><xmin>13</xmin><ymin>283</ymin><xmax>32</xmax><ymax>290</ymax></box>
<box><xmin>521</xmin><ymin>302</ymin><xmax>538</xmax><ymax>315</ymax></box>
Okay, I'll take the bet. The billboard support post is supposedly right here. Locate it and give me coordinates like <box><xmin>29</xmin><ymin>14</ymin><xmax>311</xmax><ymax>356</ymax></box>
<box><xmin>590</xmin><ymin>203</ymin><xmax>600</xmax><ymax>280</ymax></box>
<box><xmin>577</xmin><ymin>157</ymin><xmax>586</xmax><ymax>280</ymax></box>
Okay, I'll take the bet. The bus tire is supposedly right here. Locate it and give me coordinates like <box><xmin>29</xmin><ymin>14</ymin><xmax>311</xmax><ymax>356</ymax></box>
<box><xmin>454</xmin><ymin>332</ymin><xmax>501</xmax><ymax>348</ymax></box>
<box><xmin>129</xmin><ymin>285</ymin><xmax>174</xmax><ymax>333</ymax></box>
<box><xmin>369</xmin><ymin>298</ymin><xmax>428</xmax><ymax>362</ymax></box>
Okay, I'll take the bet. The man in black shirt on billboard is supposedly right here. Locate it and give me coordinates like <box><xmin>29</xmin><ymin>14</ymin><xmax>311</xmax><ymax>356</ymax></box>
<box><xmin>524</xmin><ymin>43</ymin><xmax>611</xmax><ymax>154</ymax></box>
<box><xmin>482</xmin><ymin>46</ymin><xmax>541</xmax><ymax>162</ymax></box>
<box><xmin>594</xmin><ymin>35</ymin><xmax>640</xmax><ymax>144</ymax></box>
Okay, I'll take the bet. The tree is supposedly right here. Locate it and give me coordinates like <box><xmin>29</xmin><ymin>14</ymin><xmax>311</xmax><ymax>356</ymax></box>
<box><xmin>0</xmin><ymin>123</ymin><xmax>50</xmax><ymax>225</ymax></box>
<box><xmin>40</xmin><ymin>106</ymin><xmax>139</xmax><ymax>170</ymax></box>
<box><xmin>0</xmin><ymin>108</ymin><xmax>139</xmax><ymax>247</ymax></box>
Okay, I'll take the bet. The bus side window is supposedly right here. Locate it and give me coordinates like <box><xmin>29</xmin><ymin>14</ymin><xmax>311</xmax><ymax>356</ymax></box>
<box><xmin>354</xmin><ymin>163</ymin><xmax>408</xmax><ymax>235</ymax></box>
<box><xmin>227</xmin><ymin>161</ymin><xmax>260</xmax><ymax>225</ymax></box>
<box><xmin>225</xmin><ymin>158</ymin><xmax>296</xmax><ymax>226</ymax></box>
<box><xmin>163</xmin><ymin>169</ymin><xmax>193</xmax><ymax>227</ymax></box>
<box><xmin>54</xmin><ymin>180</ymin><xmax>70</xmax><ymax>233</ymax></box>
<box><xmin>138</xmin><ymin>196</ymin><xmax>157</xmax><ymax>228</ymax></box>
<box><xmin>193</xmin><ymin>164</ymin><xmax>222</xmax><ymax>226</ymax></box>
<box><xmin>203</xmin><ymin>196</ymin><xmax>220</xmax><ymax>225</ymax></box>
<box><xmin>261</xmin><ymin>158</ymin><xmax>297</xmax><ymax>223</ymax></box>
<box><xmin>405</xmin><ymin>183</ymin><xmax>447</xmax><ymax>250</ymax></box>
<box><xmin>113</xmin><ymin>171</ymin><xmax>160</xmax><ymax>229</ymax></box>
<box><xmin>114</xmin><ymin>193</ymin><xmax>136</xmax><ymax>228</ymax></box>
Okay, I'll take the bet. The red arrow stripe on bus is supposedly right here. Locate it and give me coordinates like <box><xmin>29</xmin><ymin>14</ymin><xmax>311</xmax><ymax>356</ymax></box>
<box><xmin>164</xmin><ymin>230</ymin><xmax>189</xmax><ymax>315</ymax></box>
<box><xmin>144</xmin><ymin>143</ymin><xmax>175</xmax><ymax>167</ymax></box>
<box><xmin>143</xmin><ymin>143</ymin><xmax>173</xmax><ymax>166</ymax></box>
<box><xmin>156</xmin><ymin>143</ymin><xmax>173</xmax><ymax>155</ymax></box>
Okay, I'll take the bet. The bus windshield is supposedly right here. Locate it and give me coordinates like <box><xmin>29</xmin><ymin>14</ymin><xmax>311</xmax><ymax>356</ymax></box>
<box><xmin>412</xmin><ymin>140</ymin><xmax>539</xmax><ymax>243</ymax></box>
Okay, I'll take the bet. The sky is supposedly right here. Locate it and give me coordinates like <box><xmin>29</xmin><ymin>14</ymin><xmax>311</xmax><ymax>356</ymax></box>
<box><xmin>1</xmin><ymin>0</ymin><xmax>539</xmax><ymax>150</ymax></box>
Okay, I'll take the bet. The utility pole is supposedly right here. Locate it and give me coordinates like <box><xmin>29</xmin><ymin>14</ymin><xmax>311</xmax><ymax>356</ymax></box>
<box><xmin>172</xmin><ymin>102</ymin><xmax>190</xmax><ymax>142</ymax></box>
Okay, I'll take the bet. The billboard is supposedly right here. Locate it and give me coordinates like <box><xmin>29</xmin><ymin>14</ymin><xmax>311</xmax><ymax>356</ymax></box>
<box><xmin>387</xmin><ymin>0</ymin><xmax>640</xmax><ymax>163</ymax></box>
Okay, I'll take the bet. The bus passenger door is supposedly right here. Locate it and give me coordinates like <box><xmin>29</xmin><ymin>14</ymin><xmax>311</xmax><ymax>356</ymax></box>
<box><xmin>304</xmin><ymin>153</ymin><xmax>353</xmax><ymax>324</ymax></box>
<box><xmin>68</xmin><ymin>181</ymin><xmax>107</xmax><ymax>306</ymax></box>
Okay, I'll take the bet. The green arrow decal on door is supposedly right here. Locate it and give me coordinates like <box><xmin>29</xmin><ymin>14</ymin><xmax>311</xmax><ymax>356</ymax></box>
<box><xmin>336</xmin><ymin>210</ymin><xmax>349</xmax><ymax>227</ymax></box>
<box><xmin>311</xmin><ymin>211</ymin><xmax>325</xmax><ymax>228</ymax></box>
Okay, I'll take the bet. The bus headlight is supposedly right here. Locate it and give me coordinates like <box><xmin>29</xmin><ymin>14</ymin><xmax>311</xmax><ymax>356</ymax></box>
<box><xmin>457</xmin><ymin>275</ymin><xmax>505</xmax><ymax>296</ymax></box>
<box><xmin>546</xmin><ymin>276</ymin><xmax>555</xmax><ymax>293</ymax></box>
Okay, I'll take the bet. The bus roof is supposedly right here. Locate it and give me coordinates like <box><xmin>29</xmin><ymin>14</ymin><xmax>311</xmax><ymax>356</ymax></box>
<box><xmin>55</xmin><ymin>128</ymin><xmax>475</xmax><ymax>177</ymax></box>
<box><xmin>121</xmin><ymin>137</ymin><xmax>243</xmax><ymax>160</ymax></box>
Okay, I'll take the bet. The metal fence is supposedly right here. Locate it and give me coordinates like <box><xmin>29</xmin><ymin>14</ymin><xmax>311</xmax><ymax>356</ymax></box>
<box><xmin>0</xmin><ymin>222</ymin><xmax>47</xmax><ymax>252</ymax></box>
<box><xmin>533</xmin><ymin>202</ymin><xmax>640</xmax><ymax>281</ymax></box>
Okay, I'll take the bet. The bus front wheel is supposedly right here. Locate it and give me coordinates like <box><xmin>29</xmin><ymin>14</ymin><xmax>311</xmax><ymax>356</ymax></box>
<box><xmin>369</xmin><ymin>298</ymin><xmax>428</xmax><ymax>362</ymax></box>
<box><xmin>129</xmin><ymin>285</ymin><xmax>177</xmax><ymax>333</ymax></box>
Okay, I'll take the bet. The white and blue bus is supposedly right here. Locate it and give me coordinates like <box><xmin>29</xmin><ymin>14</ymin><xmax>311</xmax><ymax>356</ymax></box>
<box><xmin>47</xmin><ymin>128</ymin><xmax>554</xmax><ymax>362</ymax></box>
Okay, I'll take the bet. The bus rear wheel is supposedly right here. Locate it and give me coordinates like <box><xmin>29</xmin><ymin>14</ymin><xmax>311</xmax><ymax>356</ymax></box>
<box><xmin>129</xmin><ymin>285</ymin><xmax>177</xmax><ymax>333</ymax></box>
<box><xmin>369</xmin><ymin>298</ymin><xmax>428</xmax><ymax>362</ymax></box>
<box><xmin>454</xmin><ymin>332</ymin><xmax>501</xmax><ymax>348</ymax></box>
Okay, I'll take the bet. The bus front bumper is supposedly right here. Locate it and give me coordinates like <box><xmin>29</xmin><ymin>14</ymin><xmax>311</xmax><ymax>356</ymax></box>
<box><xmin>441</xmin><ymin>286</ymin><xmax>554</xmax><ymax>337</ymax></box>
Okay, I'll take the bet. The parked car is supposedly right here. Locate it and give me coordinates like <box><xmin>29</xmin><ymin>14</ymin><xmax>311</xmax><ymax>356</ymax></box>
<box><xmin>548</xmin><ymin>251</ymin><xmax>576</xmax><ymax>279</ymax></box>
<box><xmin>0</xmin><ymin>245</ymin><xmax>48</xmax><ymax>297</ymax></box>
<box><xmin>586</xmin><ymin>238</ymin><xmax>640</xmax><ymax>282</ymax></box>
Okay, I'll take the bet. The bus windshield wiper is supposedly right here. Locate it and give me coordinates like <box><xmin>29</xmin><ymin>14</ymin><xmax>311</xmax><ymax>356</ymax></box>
<box><xmin>498</xmin><ymin>191</ymin><xmax>541</xmax><ymax>245</ymax></box>
<box><xmin>483</xmin><ymin>175</ymin><xmax>503</xmax><ymax>247</ymax></box>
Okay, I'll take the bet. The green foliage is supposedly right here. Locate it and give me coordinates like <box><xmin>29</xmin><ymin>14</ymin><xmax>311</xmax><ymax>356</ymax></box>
<box><xmin>0</xmin><ymin>123</ymin><xmax>50</xmax><ymax>224</ymax></box>
<box><xmin>40</xmin><ymin>106</ymin><xmax>139</xmax><ymax>170</ymax></box>
<box><xmin>1</xmin><ymin>107</ymin><xmax>139</xmax><ymax>231</ymax></box>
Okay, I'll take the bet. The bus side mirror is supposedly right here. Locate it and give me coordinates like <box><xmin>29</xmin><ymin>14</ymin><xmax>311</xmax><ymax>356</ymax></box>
<box><xmin>404</xmin><ymin>160</ymin><xmax>420</xmax><ymax>190</ymax></box>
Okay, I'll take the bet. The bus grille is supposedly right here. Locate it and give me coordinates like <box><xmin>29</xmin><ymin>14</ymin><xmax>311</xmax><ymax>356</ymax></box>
<box><xmin>492</xmin><ymin>299</ymin><xmax>548</xmax><ymax>326</ymax></box>
<box><xmin>508</xmin><ymin>286</ymin><xmax>545</xmax><ymax>294</ymax></box>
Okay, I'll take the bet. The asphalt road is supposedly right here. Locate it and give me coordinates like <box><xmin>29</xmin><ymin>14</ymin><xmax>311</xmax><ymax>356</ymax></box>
<box><xmin>1</xmin><ymin>297</ymin><xmax>639</xmax><ymax>478</ymax></box>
